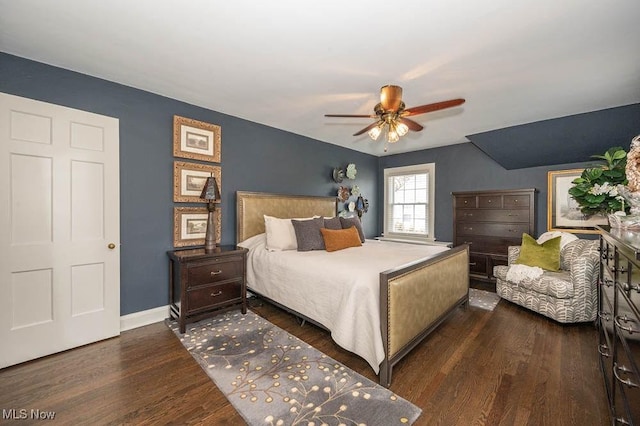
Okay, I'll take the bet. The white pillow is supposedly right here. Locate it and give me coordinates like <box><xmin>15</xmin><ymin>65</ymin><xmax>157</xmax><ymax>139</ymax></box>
<box><xmin>263</xmin><ymin>215</ymin><xmax>316</xmax><ymax>251</ymax></box>
<box><xmin>536</xmin><ymin>231</ymin><xmax>578</xmax><ymax>249</ymax></box>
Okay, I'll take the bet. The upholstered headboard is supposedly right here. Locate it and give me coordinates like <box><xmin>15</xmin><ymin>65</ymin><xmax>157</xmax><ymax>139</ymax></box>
<box><xmin>236</xmin><ymin>191</ymin><xmax>338</xmax><ymax>243</ymax></box>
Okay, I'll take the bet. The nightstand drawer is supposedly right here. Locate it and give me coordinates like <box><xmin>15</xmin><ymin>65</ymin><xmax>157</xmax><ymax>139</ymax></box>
<box><xmin>187</xmin><ymin>281</ymin><xmax>242</xmax><ymax>312</ymax></box>
<box><xmin>187</xmin><ymin>257</ymin><xmax>243</xmax><ymax>287</ymax></box>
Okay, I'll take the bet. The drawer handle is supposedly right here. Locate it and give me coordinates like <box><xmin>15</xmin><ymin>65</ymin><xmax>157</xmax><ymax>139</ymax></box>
<box><xmin>464</xmin><ymin>241</ymin><xmax>473</xmax><ymax>245</ymax></box>
<box><xmin>613</xmin><ymin>362</ymin><xmax>639</xmax><ymax>388</ymax></box>
<box><xmin>598</xmin><ymin>311</ymin><xmax>611</xmax><ymax>321</ymax></box>
<box><xmin>597</xmin><ymin>343</ymin><xmax>610</xmax><ymax>358</ymax></box>
<box><xmin>507</xmin><ymin>213</ymin><xmax>519</xmax><ymax>217</ymax></box>
<box><xmin>210</xmin><ymin>290</ymin><xmax>223</xmax><ymax>297</ymax></box>
<box><xmin>465</xmin><ymin>227</ymin><xmax>473</xmax><ymax>231</ymax></box>
<box><xmin>615</xmin><ymin>417</ymin><xmax>631</xmax><ymax>425</ymax></box>
<box><xmin>601</xmin><ymin>278</ymin><xmax>614</xmax><ymax>287</ymax></box>
<box><xmin>469</xmin><ymin>262</ymin><xmax>477</xmax><ymax>266</ymax></box>
<box><xmin>614</xmin><ymin>315</ymin><xmax>639</xmax><ymax>334</ymax></box>
<box><xmin>210</xmin><ymin>270</ymin><xmax>222</xmax><ymax>276</ymax></box>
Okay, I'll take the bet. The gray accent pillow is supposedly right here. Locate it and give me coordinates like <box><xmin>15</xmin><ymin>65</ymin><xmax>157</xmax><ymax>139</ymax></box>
<box><xmin>340</xmin><ymin>217</ymin><xmax>365</xmax><ymax>243</ymax></box>
<box><xmin>324</xmin><ymin>216</ymin><xmax>342</xmax><ymax>230</ymax></box>
<box><xmin>292</xmin><ymin>217</ymin><xmax>325</xmax><ymax>251</ymax></box>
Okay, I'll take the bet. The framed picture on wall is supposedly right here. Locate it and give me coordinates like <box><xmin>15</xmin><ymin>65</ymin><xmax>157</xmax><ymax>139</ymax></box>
<box><xmin>547</xmin><ymin>169</ymin><xmax>607</xmax><ymax>234</ymax></box>
<box><xmin>173</xmin><ymin>207</ymin><xmax>221</xmax><ymax>247</ymax></box>
<box><xmin>173</xmin><ymin>115</ymin><xmax>221</xmax><ymax>163</ymax></box>
<box><xmin>173</xmin><ymin>161</ymin><xmax>221</xmax><ymax>203</ymax></box>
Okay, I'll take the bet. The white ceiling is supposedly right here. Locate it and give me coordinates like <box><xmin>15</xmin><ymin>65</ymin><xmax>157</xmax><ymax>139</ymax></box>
<box><xmin>1</xmin><ymin>0</ymin><xmax>639</xmax><ymax>156</ymax></box>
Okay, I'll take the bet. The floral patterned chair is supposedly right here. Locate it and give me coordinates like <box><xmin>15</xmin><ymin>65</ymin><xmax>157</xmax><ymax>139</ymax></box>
<box><xmin>493</xmin><ymin>238</ymin><xmax>600</xmax><ymax>323</ymax></box>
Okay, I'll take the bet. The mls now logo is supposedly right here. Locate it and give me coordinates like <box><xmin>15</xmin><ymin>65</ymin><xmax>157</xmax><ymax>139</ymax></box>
<box><xmin>2</xmin><ymin>409</ymin><xmax>56</xmax><ymax>420</ymax></box>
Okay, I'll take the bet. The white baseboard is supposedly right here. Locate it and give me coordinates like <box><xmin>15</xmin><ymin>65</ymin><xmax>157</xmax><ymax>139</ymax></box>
<box><xmin>120</xmin><ymin>305</ymin><xmax>169</xmax><ymax>332</ymax></box>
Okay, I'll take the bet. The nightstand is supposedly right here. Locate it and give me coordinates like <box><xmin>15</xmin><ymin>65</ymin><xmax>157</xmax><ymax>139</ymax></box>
<box><xmin>168</xmin><ymin>246</ymin><xmax>248</xmax><ymax>333</ymax></box>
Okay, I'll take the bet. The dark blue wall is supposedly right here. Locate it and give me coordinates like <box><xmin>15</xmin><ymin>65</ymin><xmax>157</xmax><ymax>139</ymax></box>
<box><xmin>0</xmin><ymin>53</ymin><xmax>378</xmax><ymax>315</ymax></box>
<box><xmin>378</xmin><ymin>142</ymin><xmax>614</xmax><ymax>242</ymax></box>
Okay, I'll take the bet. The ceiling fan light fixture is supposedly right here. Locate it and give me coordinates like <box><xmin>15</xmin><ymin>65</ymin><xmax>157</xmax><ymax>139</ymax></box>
<box><xmin>368</xmin><ymin>122</ymin><xmax>384</xmax><ymax>140</ymax></box>
<box><xmin>396</xmin><ymin>121</ymin><xmax>409</xmax><ymax>136</ymax></box>
<box><xmin>387</xmin><ymin>127</ymin><xmax>399</xmax><ymax>143</ymax></box>
<box><xmin>325</xmin><ymin>85</ymin><xmax>466</xmax><ymax>151</ymax></box>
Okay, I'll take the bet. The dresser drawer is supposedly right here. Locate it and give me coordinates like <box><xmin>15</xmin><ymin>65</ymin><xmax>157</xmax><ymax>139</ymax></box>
<box><xmin>187</xmin><ymin>256</ymin><xmax>243</xmax><ymax>287</ymax></box>
<box><xmin>456</xmin><ymin>196</ymin><xmax>476</xmax><ymax>208</ymax></box>
<box><xmin>456</xmin><ymin>236</ymin><xmax>521</xmax><ymax>255</ymax></box>
<box><xmin>478</xmin><ymin>195</ymin><xmax>502</xmax><ymax>208</ymax></box>
<box><xmin>187</xmin><ymin>281</ymin><xmax>242</xmax><ymax>312</ymax></box>
<box><xmin>457</xmin><ymin>209</ymin><xmax>530</xmax><ymax>223</ymax></box>
<box><xmin>612</xmin><ymin>335</ymin><xmax>640</xmax><ymax>424</ymax></box>
<box><xmin>503</xmin><ymin>195</ymin><xmax>531</xmax><ymax>208</ymax></box>
<box><xmin>469</xmin><ymin>253</ymin><xmax>488</xmax><ymax>276</ymax></box>
<box><xmin>456</xmin><ymin>222</ymin><xmax>528</xmax><ymax>238</ymax></box>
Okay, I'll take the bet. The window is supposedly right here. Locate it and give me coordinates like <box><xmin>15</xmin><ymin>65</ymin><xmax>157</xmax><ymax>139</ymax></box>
<box><xmin>383</xmin><ymin>163</ymin><xmax>435</xmax><ymax>242</ymax></box>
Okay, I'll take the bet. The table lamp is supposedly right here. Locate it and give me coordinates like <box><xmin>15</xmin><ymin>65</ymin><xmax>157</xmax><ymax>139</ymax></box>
<box><xmin>200</xmin><ymin>176</ymin><xmax>220</xmax><ymax>251</ymax></box>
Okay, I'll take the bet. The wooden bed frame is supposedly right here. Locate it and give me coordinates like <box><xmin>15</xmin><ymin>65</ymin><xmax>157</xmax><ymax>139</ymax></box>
<box><xmin>236</xmin><ymin>191</ymin><xmax>470</xmax><ymax>387</ymax></box>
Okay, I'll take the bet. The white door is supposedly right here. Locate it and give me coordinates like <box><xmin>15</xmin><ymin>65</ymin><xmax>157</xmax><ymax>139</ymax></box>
<box><xmin>0</xmin><ymin>93</ymin><xmax>120</xmax><ymax>368</ymax></box>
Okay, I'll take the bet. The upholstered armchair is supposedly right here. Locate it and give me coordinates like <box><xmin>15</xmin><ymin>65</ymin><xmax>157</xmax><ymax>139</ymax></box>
<box><xmin>493</xmin><ymin>238</ymin><xmax>600</xmax><ymax>323</ymax></box>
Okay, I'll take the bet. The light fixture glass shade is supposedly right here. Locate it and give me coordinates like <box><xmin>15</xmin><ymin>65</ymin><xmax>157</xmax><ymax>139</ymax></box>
<box><xmin>368</xmin><ymin>124</ymin><xmax>383</xmax><ymax>140</ymax></box>
<box><xmin>387</xmin><ymin>128</ymin><xmax>399</xmax><ymax>143</ymax></box>
<box><xmin>396</xmin><ymin>121</ymin><xmax>409</xmax><ymax>136</ymax></box>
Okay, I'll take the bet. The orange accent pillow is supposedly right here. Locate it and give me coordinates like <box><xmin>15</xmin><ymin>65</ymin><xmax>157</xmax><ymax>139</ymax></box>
<box><xmin>320</xmin><ymin>226</ymin><xmax>363</xmax><ymax>252</ymax></box>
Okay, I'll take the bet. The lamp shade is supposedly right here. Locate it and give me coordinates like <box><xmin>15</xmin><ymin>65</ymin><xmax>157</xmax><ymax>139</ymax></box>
<box><xmin>200</xmin><ymin>177</ymin><xmax>220</xmax><ymax>201</ymax></box>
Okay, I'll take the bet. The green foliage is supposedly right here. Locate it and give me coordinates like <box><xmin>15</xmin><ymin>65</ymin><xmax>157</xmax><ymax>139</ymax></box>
<box><xmin>568</xmin><ymin>147</ymin><xmax>628</xmax><ymax>215</ymax></box>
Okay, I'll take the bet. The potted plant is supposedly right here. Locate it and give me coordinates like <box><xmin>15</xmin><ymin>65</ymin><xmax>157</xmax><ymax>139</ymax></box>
<box><xmin>568</xmin><ymin>146</ymin><xmax>628</xmax><ymax>218</ymax></box>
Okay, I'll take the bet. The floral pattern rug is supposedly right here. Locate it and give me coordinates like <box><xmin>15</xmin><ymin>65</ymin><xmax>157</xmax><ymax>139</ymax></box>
<box><xmin>167</xmin><ymin>311</ymin><xmax>421</xmax><ymax>425</ymax></box>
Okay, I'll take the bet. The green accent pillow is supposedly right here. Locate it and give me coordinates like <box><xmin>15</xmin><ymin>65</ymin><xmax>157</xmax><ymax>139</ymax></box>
<box><xmin>514</xmin><ymin>233</ymin><xmax>561</xmax><ymax>271</ymax></box>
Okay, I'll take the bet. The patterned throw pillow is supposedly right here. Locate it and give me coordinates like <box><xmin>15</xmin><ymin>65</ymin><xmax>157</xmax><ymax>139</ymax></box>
<box><xmin>292</xmin><ymin>217</ymin><xmax>325</xmax><ymax>251</ymax></box>
<box><xmin>320</xmin><ymin>226</ymin><xmax>363</xmax><ymax>252</ymax></box>
<box><xmin>339</xmin><ymin>216</ymin><xmax>365</xmax><ymax>243</ymax></box>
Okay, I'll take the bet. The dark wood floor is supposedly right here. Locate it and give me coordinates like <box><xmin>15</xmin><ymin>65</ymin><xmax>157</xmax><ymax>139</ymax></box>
<box><xmin>0</xmin><ymin>298</ymin><xmax>609</xmax><ymax>425</ymax></box>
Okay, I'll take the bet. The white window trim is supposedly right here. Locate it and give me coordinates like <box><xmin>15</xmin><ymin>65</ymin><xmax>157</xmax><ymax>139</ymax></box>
<box><xmin>383</xmin><ymin>163</ymin><xmax>436</xmax><ymax>243</ymax></box>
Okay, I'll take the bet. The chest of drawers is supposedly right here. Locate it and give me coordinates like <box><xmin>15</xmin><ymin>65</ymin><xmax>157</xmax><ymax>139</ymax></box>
<box><xmin>452</xmin><ymin>189</ymin><xmax>536</xmax><ymax>291</ymax></box>
<box><xmin>168</xmin><ymin>246</ymin><xmax>248</xmax><ymax>333</ymax></box>
<box><xmin>597</xmin><ymin>226</ymin><xmax>640</xmax><ymax>425</ymax></box>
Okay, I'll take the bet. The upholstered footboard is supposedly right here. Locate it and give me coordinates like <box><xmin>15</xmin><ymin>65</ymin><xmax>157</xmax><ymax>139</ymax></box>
<box><xmin>379</xmin><ymin>244</ymin><xmax>469</xmax><ymax>387</ymax></box>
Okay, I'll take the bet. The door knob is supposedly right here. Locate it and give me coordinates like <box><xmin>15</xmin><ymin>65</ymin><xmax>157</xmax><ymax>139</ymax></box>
<box><xmin>108</xmin><ymin>243</ymin><xmax>116</xmax><ymax>249</ymax></box>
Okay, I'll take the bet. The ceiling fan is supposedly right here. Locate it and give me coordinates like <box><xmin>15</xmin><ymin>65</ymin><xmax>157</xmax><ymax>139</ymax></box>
<box><xmin>325</xmin><ymin>85</ymin><xmax>465</xmax><ymax>151</ymax></box>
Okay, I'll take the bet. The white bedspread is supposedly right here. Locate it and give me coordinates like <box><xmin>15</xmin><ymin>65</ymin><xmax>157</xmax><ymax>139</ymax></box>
<box><xmin>238</xmin><ymin>234</ymin><xmax>449</xmax><ymax>373</ymax></box>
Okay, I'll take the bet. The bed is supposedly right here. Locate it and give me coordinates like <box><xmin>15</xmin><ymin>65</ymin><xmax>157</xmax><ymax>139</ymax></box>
<box><xmin>236</xmin><ymin>191</ymin><xmax>469</xmax><ymax>387</ymax></box>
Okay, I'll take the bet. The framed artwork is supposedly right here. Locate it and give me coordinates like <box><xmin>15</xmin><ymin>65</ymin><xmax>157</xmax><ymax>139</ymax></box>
<box><xmin>173</xmin><ymin>115</ymin><xmax>221</xmax><ymax>163</ymax></box>
<box><xmin>173</xmin><ymin>161</ymin><xmax>221</xmax><ymax>203</ymax></box>
<box><xmin>173</xmin><ymin>207</ymin><xmax>221</xmax><ymax>247</ymax></box>
<box><xmin>547</xmin><ymin>169</ymin><xmax>607</xmax><ymax>234</ymax></box>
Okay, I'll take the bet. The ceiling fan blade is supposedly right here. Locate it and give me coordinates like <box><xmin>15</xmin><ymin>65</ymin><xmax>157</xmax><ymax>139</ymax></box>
<box><xmin>325</xmin><ymin>114</ymin><xmax>376</xmax><ymax>118</ymax></box>
<box><xmin>380</xmin><ymin>85</ymin><xmax>403</xmax><ymax>111</ymax></box>
<box><xmin>403</xmin><ymin>98</ymin><xmax>465</xmax><ymax>116</ymax></box>
<box><xmin>398</xmin><ymin>117</ymin><xmax>424</xmax><ymax>132</ymax></box>
<box><xmin>353</xmin><ymin>121</ymin><xmax>381</xmax><ymax>136</ymax></box>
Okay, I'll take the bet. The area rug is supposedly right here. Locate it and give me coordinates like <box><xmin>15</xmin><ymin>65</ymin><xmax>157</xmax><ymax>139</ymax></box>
<box><xmin>469</xmin><ymin>288</ymin><xmax>501</xmax><ymax>311</ymax></box>
<box><xmin>167</xmin><ymin>310</ymin><xmax>421</xmax><ymax>425</ymax></box>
